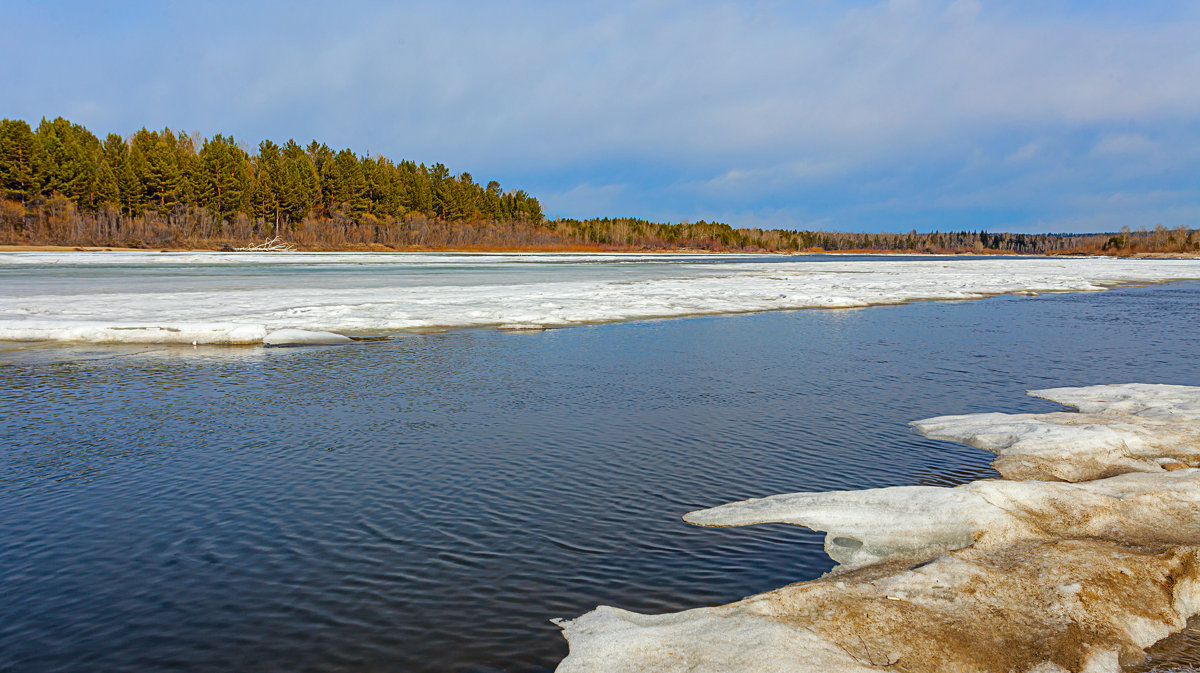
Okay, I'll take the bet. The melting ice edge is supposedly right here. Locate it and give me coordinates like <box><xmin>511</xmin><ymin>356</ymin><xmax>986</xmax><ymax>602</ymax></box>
<box><xmin>3</xmin><ymin>255</ymin><xmax>1200</xmax><ymax>344</ymax></box>
<box><xmin>554</xmin><ymin>384</ymin><xmax>1200</xmax><ymax>673</ymax></box>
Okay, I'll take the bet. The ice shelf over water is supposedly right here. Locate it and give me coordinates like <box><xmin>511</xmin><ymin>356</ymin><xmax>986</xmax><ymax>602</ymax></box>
<box><xmin>553</xmin><ymin>384</ymin><xmax>1200</xmax><ymax>673</ymax></box>
<box><xmin>1</xmin><ymin>252</ymin><xmax>1199</xmax><ymax>344</ymax></box>
<box><xmin>913</xmin><ymin>384</ymin><xmax>1200</xmax><ymax>482</ymax></box>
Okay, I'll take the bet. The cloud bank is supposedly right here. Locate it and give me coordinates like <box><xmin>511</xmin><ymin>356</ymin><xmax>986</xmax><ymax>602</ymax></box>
<box><xmin>4</xmin><ymin>0</ymin><xmax>1199</xmax><ymax>232</ymax></box>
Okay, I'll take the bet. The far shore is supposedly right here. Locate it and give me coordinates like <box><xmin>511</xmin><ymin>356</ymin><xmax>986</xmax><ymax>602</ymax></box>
<box><xmin>2</xmin><ymin>243</ymin><xmax>1197</xmax><ymax>258</ymax></box>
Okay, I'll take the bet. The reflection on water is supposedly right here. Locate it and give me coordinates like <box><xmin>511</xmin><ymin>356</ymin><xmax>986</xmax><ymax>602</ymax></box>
<box><xmin>1</xmin><ymin>281</ymin><xmax>1199</xmax><ymax>672</ymax></box>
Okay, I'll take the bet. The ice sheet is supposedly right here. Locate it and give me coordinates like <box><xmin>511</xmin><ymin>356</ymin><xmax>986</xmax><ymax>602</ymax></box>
<box><xmin>556</xmin><ymin>540</ymin><xmax>1200</xmax><ymax>673</ymax></box>
<box><xmin>554</xmin><ymin>385</ymin><xmax>1200</xmax><ymax>673</ymax></box>
<box><xmin>262</xmin><ymin>329</ymin><xmax>353</xmax><ymax>345</ymax></box>
<box><xmin>684</xmin><ymin>470</ymin><xmax>1200</xmax><ymax>568</ymax></box>
<box><xmin>1</xmin><ymin>253</ymin><xmax>1198</xmax><ymax>344</ymax></box>
<box><xmin>913</xmin><ymin>384</ymin><xmax>1200</xmax><ymax>482</ymax></box>
<box><xmin>0</xmin><ymin>321</ymin><xmax>268</xmax><ymax>345</ymax></box>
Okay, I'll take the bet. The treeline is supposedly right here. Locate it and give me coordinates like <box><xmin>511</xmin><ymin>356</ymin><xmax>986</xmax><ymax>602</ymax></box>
<box><xmin>0</xmin><ymin>116</ymin><xmax>542</xmax><ymax>232</ymax></box>
<box><xmin>1068</xmin><ymin>225</ymin><xmax>1200</xmax><ymax>256</ymax></box>
<box><xmin>549</xmin><ymin>217</ymin><xmax>1078</xmax><ymax>253</ymax></box>
<box><xmin>4</xmin><ymin>194</ymin><xmax>1194</xmax><ymax>255</ymax></box>
<box><xmin>1</xmin><ymin>116</ymin><xmax>1196</xmax><ymax>254</ymax></box>
<box><xmin>547</xmin><ymin>218</ymin><xmax>1199</xmax><ymax>255</ymax></box>
<box><xmin>0</xmin><ymin>196</ymin><xmax>585</xmax><ymax>251</ymax></box>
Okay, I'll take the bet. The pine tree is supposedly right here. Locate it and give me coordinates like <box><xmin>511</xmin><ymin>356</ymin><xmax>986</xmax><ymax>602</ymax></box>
<box><xmin>96</xmin><ymin>160</ymin><xmax>119</xmax><ymax>207</ymax></box>
<box><xmin>0</xmin><ymin>119</ymin><xmax>43</xmax><ymax>205</ymax></box>
<box><xmin>253</xmin><ymin>139</ymin><xmax>282</xmax><ymax>229</ymax></box>
<box><xmin>199</xmin><ymin>134</ymin><xmax>250</xmax><ymax>220</ymax></box>
<box><xmin>103</xmin><ymin>134</ymin><xmax>138</xmax><ymax>216</ymax></box>
<box><xmin>483</xmin><ymin>180</ymin><xmax>502</xmax><ymax>219</ymax></box>
<box><xmin>279</xmin><ymin>139</ymin><xmax>317</xmax><ymax>225</ymax></box>
<box><xmin>129</xmin><ymin>128</ymin><xmax>181</xmax><ymax>213</ymax></box>
<box><xmin>430</xmin><ymin>162</ymin><xmax>452</xmax><ymax>219</ymax></box>
<box><xmin>172</xmin><ymin>130</ymin><xmax>200</xmax><ymax>208</ymax></box>
<box><xmin>324</xmin><ymin>149</ymin><xmax>367</xmax><ymax>217</ymax></box>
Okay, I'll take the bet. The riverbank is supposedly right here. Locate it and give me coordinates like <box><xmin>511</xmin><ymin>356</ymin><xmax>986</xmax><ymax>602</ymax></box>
<box><xmin>0</xmin><ymin>243</ymin><xmax>716</xmax><ymax>254</ymax></box>
<box><xmin>3</xmin><ymin>243</ymin><xmax>1196</xmax><ymax>258</ymax></box>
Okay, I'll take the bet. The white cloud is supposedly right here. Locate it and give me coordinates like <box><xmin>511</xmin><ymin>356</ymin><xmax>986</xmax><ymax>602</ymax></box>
<box><xmin>1005</xmin><ymin>143</ymin><xmax>1041</xmax><ymax>163</ymax></box>
<box><xmin>698</xmin><ymin>159</ymin><xmax>848</xmax><ymax>197</ymax></box>
<box><xmin>92</xmin><ymin>0</ymin><xmax>1197</xmax><ymax>170</ymax></box>
<box><xmin>1090</xmin><ymin>134</ymin><xmax>1157</xmax><ymax>157</ymax></box>
<box><xmin>540</xmin><ymin>182</ymin><xmax>628</xmax><ymax>218</ymax></box>
<box><xmin>945</xmin><ymin>0</ymin><xmax>982</xmax><ymax>21</ymax></box>
<box><xmin>4</xmin><ymin>0</ymin><xmax>1200</xmax><ymax>231</ymax></box>
<box><xmin>1016</xmin><ymin>201</ymin><xmax>1200</xmax><ymax>234</ymax></box>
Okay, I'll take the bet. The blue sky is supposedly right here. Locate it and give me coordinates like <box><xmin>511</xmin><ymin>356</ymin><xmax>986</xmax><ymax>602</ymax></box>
<box><xmin>4</xmin><ymin>0</ymin><xmax>1199</xmax><ymax>233</ymax></box>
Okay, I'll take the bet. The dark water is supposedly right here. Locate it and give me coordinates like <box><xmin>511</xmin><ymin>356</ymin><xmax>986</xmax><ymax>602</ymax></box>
<box><xmin>2</xmin><ymin>281</ymin><xmax>1199</xmax><ymax>673</ymax></box>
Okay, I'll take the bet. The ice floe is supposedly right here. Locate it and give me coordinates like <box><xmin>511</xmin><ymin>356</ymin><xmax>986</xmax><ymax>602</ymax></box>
<box><xmin>684</xmin><ymin>470</ymin><xmax>1200</xmax><ymax>569</ymax></box>
<box><xmin>554</xmin><ymin>384</ymin><xmax>1200</xmax><ymax>673</ymax></box>
<box><xmin>262</xmin><ymin>328</ymin><xmax>353</xmax><ymax>345</ymax></box>
<box><xmin>0</xmin><ymin>321</ymin><xmax>269</xmax><ymax>345</ymax></box>
<box><xmin>0</xmin><ymin>322</ymin><xmax>353</xmax><ymax>347</ymax></box>
<box><xmin>1</xmin><ymin>252</ymin><xmax>1199</xmax><ymax>344</ymax></box>
<box><xmin>556</xmin><ymin>540</ymin><xmax>1200</xmax><ymax>673</ymax></box>
<box><xmin>913</xmin><ymin>384</ymin><xmax>1200</xmax><ymax>482</ymax></box>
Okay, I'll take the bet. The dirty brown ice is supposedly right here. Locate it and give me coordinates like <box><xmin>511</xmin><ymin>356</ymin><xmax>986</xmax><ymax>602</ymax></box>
<box><xmin>552</xmin><ymin>384</ymin><xmax>1200</xmax><ymax>673</ymax></box>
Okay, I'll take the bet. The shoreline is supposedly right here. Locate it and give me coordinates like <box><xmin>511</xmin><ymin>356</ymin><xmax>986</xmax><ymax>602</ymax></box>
<box><xmin>1</xmin><ymin>257</ymin><xmax>1198</xmax><ymax>348</ymax></box>
<box><xmin>2</xmin><ymin>243</ymin><xmax>1196</xmax><ymax>258</ymax></box>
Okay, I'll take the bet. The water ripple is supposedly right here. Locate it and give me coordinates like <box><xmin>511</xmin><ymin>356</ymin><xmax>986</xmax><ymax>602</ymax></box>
<box><xmin>1</xmin><ymin>282</ymin><xmax>1198</xmax><ymax>672</ymax></box>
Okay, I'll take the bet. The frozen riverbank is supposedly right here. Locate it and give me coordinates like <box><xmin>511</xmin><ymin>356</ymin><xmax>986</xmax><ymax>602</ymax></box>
<box><xmin>2</xmin><ymin>252</ymin><xmax>1200</xmax><ymax>344</ymax></box>
<box><xmin>554</xmin><ymin>384</ymin><xmax>1200</xmax><ymax>673</ymax></box>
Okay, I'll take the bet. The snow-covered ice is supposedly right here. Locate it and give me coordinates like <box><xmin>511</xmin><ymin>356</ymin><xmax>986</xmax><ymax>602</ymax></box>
<box><xmin>1</xmin><ymin>251</ymin><xmax>1198</xmax><ymax>344</ymax></box>
<box><xmin>554</xmin><ymin>384</ymin><xmax>1200</xmax><ymax>673</ymax></box>
<box><xmin>913</xmin><ymin>384</ymin><xmax>1200</xmax><ymax>482</ymax></box>
<box><xmin>262</xmin><ymin>328</ymin><xmax>353</xmax><ymax>345</ymax></box>
<box><xmin>684</xmin><ymin>470</ymin><xmax>1200</xmax><ymax>569</ymax></box>
<box><xmin>555</xmin><ymin>540</ymin><xmax>1200</xmax><ymax>673</ymax></box>
<box><xmin>0</xmin><ymin>321</ymin><xmax>269</xmax><ymax>345</ymax></box>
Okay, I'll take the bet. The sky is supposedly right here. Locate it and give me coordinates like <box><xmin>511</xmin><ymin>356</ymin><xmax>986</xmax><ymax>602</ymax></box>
<box><xmin>4</xmin><ymin>0</ymin><xmax>1200</xmax><ymax>233</ymax></box>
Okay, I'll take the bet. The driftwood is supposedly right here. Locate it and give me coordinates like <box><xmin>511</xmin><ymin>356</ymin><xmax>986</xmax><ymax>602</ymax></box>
<box><xmin>233</xmin><ymin>236</ymin><xmax>296</xmax><ymax>252</ymax></box>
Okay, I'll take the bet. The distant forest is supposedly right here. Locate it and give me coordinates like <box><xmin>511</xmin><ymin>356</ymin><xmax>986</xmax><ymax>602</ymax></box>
<box><xmin>1</xmin><ymin>117</ymin><xmax>1196</xmax><ymax>255</ymax></box>
<box><xmin>545</xmin><ymin>218</ymin><xmax>1199</xmax><ymax>256</ymax></box>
